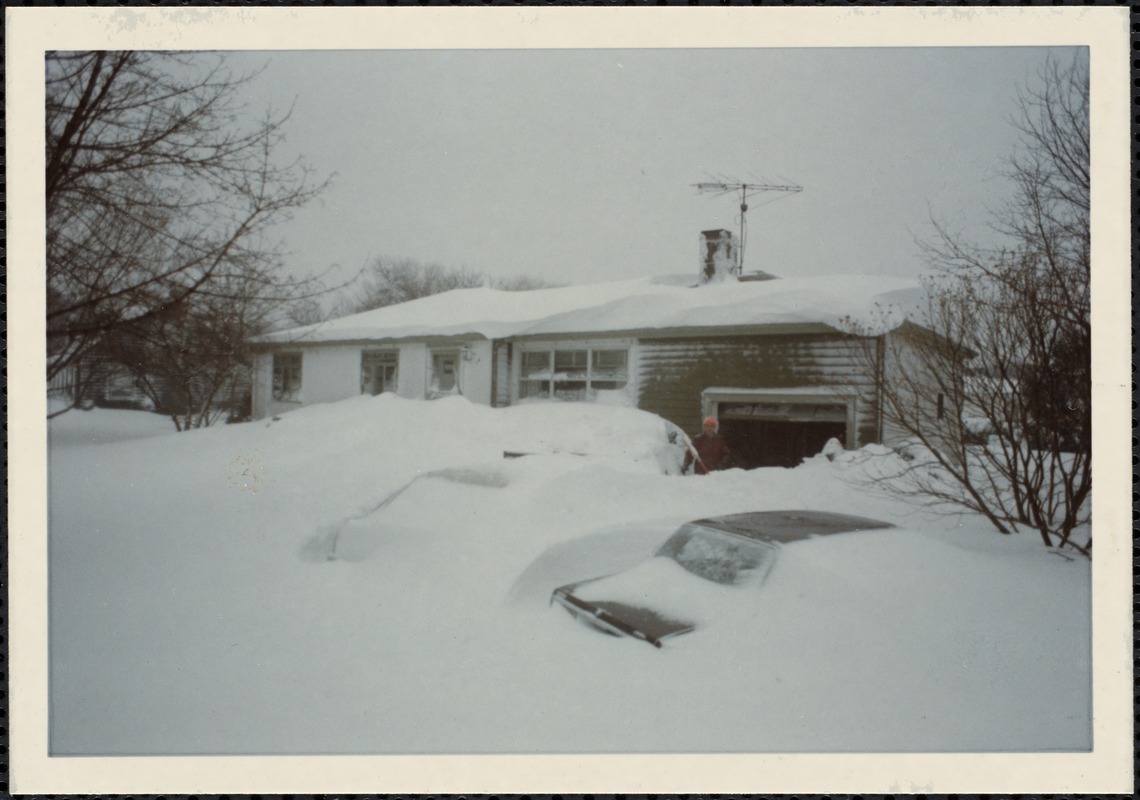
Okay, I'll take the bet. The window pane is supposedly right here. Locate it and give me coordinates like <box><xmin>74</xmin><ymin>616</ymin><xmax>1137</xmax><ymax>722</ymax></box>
<box><xmin>272</xmin><ymin>352</ymin><xmax>302</xmax><ymax>401</ymax></box>
<box><xmin>591</xmin><ymin>349</ymin><xmax>628</xmax><ymax>380</ymax></box>
<box><xmin>553</xmin><ymin>381</ymin><xmax>587</xmax><ymax>402</ymax></box>
<box><xmin>521</xmin><ymin>347</ymin><xmax>629</xmax><ymax>403</ymax></box>
<box><xmin>554</xmin><ymin>349</ymin><xmax>588</xmax><ymax>378</ymax></box>
<box><xmin>362</xmin><ymin>350</ymin><xmax>398</xmax><ymax>395</ymax></box>
<box><xmin>362</xmin><ymin>350</ymin><xmax>397</xmax><ymax>366</ymax></box>
<box><xmin>436</xmin><ymin>358</ymin><xmax>456</xmax><ymax>389</ymax></box>
<box><xmin>519</xmin><ymin>380</ymin><xmax>549</xmax><ymax>400</ymax></box>
<box><xmin>430</xmin><ymin>352</ymin><xmax>459</xmax><ymax>398</ymax></box>
<box><xmin>521</xmin><ymin>351</ymin><xmax>551</xmax><ymax>378</ymax></box>
<box><xmin>592</xmin><ymin>348</ymin><xmax>629</xmax><ymax>385</ymax></box>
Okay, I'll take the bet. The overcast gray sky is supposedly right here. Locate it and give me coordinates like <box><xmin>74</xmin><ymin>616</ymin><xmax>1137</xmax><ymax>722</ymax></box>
<box><xmin>224</xmin><ymin>46</ymin><xmax>1080</xmax><ymax>288</ymax></box>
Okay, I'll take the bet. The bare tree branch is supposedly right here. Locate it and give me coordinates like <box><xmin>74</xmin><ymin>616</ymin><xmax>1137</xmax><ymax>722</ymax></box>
<box><xmin>846</xmin><ymin>54</ymin><xmax>1090</xmax><ymax>553</ymax></box>
<box><xmin>46</xmin><ymin>51</ymin><xmax>332</xmax><ymax>400</ymax></box>
<box><xmin>338</xmin><ymin>256</ymin><xmax>561</xmax><ymax>315</ymax></box>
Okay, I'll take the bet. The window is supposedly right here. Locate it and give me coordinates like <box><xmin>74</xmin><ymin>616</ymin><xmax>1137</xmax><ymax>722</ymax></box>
<box><xmin>519</xmin><ymin>351</ymin><xmax>552</xmax><ymax>400</ymax></box>
<box><xmin>429</xmin><ymin>351</ymin><xmax>460</xmax><ymax>399</ymax></box>
<box><xmin>553</xmin><ymin>349</ymin><xmax>588</xmax><ymax>400</ymax></box>
<box><xmin>590</xmin><ymin>349</ymin><xmax>628</xmax><ymax>390</ymax></box>
<box><xmin>519</xmin><ymin>347</ymin><xmax>629</xmax><ymax>401</ymax></box>
<box><xmin>272</xmin><ymin>352</ymin><xmax>302</xmax><ymax>402</ymax></box>
<box><xmin>656</xmin><ymin>525</ymin><xmax>777</xmax><ymax>586</ymax></box>
<box><xmin>361</xmin><ymin>350</ymin><xmax>398</xmax><ymax>396</ymax></box>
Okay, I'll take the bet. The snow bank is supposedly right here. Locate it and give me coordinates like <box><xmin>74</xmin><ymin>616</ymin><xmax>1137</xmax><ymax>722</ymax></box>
<box><xmin>47</xmin><ymin>396</ymin><xmax>1090</xmax><ymax>755</ymax></box>
<box><xmin>47</xmin><ymin>406</ymin><xmax>176</xmax><ymax>447</ymax></box>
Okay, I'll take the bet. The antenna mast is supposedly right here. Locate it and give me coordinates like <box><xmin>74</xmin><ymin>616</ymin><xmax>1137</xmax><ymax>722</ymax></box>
<box><xmin>693</xmin><ymin>178</ymin><xmax>802</xmax><ymax>275</ymax></box>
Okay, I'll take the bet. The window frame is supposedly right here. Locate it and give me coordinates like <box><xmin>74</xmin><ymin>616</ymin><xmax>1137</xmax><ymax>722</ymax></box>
<box><xmin>361</xmin><ymin>349</ymin><xmax>399</xmax><ymax>396</ymax></box>
<box><xmin>516</xmin><ymin>341</ymin><xmax>631</xmax><ymax>402</ymax></box>
<box><xmin>272</xmin><ymin>351</ymin><xmax>303</xmax><ymax>403</ymax></box>
<box><xmin>428</xmin><ymin>349</ymin><xmax>461</xmax><ymax>399</ymax></box>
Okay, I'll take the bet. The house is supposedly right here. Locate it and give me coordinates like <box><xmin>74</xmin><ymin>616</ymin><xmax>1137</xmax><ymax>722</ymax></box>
<box><xmin>252</xmin><ymin>230</ymin><xmax>924</xmax><ymax>468</ymax></box>
<box><xmin>48</xmin><ymin>355</ymin><xmax>154</xmax><ymax>411</ymax></box>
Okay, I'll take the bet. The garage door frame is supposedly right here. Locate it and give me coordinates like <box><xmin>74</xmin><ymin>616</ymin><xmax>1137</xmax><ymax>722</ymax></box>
<box><xmin>701</xmin><ymin>387</ymin><xmax>859</xmax><ymax>450</ymax></box>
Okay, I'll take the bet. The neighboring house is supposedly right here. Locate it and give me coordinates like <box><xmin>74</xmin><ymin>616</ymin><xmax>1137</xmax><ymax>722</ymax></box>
<box><xmin>252</xmin><ymin>230</ymin><xmax>925</xmax><ymax>468</ymax></box>
<box><xmin>49</xmin><ymin>353</ymin><xmax>252</xmax><ymax>420</ymax></box>
<box><xmin>47</xmin><ymin>355</ymin><xmax>153</xmax><ymax>410</ymax></box>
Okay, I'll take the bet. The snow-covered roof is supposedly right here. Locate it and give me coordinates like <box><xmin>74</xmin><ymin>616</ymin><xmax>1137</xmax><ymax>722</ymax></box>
<box><xmin>256</xmin><ymin>273</ymin><xmax>924</xmax><ymax>345</ymax></box>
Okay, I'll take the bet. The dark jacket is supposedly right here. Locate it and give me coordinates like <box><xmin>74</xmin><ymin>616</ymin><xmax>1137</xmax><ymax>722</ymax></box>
<box><xmin>685</xmin><ymin>433</ymin><xmax>731</xmax><ymax>474</ymax></box>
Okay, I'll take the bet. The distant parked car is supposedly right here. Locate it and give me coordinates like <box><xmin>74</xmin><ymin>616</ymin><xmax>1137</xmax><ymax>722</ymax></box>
<box><xmin>551</xmin><ymin>510</ymin><xmax>893</xmax><ymax>648</ymax></box>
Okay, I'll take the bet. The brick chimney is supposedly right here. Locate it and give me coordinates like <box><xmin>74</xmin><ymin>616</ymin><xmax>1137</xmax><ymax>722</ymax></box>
<box><xmin>699</xmin><ymin>229</ymin><xmax>738</xmax><ymax>284</ymax></box>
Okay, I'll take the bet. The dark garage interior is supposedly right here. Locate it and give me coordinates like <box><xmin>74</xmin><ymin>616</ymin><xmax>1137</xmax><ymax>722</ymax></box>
<box><xmin>719</xmin><ymin>416</ymin><xmax>848</xmax><ymax>469</ymax></box>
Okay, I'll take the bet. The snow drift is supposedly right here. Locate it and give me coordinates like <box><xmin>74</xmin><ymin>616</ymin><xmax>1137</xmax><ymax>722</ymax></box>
<box><xmin>47</xmin><ymin>396</ymin><xmax>1090</xmax><ymax>755</ymax></box>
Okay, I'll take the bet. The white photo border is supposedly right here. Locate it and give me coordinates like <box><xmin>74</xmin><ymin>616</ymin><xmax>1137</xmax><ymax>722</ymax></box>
<box><xmin>7</xmin><ymin>6</ymin><xmax>1132</xmax><ymax>794</ymax></box>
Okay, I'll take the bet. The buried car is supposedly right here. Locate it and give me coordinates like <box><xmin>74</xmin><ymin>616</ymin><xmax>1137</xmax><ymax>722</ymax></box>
<box><xmin>551</xmin><ymin>510</ymin><xmax>893</xmax><ymax>648</ymax></box>
<box><xmin>497</xmin><ymin>402</ymin><xmax>692</xmax><ymax>474</ymax></box>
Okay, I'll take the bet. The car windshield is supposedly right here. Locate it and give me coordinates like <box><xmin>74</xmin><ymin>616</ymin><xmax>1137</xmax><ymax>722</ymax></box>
<box><xmin>655</xmin><ymin>524</ymin><xmax>777</xmax><ymax>585</ymax></box>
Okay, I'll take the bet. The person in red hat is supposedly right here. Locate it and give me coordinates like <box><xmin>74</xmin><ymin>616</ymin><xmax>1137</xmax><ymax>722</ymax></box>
<box><xmin>683</xmin><ymin>415</ymin><xmax>732</xmax><ymax>474</ymax></box>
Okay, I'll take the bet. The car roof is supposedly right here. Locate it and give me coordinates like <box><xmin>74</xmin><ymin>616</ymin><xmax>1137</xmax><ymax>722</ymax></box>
<box><xmin>689</xmin><ymin>510</ymin><xmax>893</xmax><ymax>543</ymax></box>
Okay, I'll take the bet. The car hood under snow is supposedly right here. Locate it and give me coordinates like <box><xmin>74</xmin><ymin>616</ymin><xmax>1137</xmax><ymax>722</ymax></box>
<box><xmin>551</xmin><ymin>511</ymin><xmax>895</xmax><ymax>648</ymax></box>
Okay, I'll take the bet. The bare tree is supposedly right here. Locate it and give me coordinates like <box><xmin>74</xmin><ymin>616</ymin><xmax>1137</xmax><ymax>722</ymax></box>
<box><xmin>852</xmin><ymin>54</ymin><xmax>1090</xmax><ymax>554</ymax></box>
<box><xmin>46</xmin><ymin>51</ymin><xmax>330</xmax><ymax>416</ymax></box>
<box><xmin>344</xmin><ymin>257</ymin><xmax>486</xmax><ymax>313</ymax></box>
<box><xmin>490</xmin><ymin>274</ymin><xmax>562</xmax><ymax>292</ymax></box>
<box><xmin>343</xmin><ymin>256</ymin><xmax>560</xmax><ymax>314</ymax></box>
<box><xmin>103</xmin><ymin>251</ymin><xmax>318</xmax><ymax>430</ymax></box>
<box><xmin>280</xmin><ymin>295</ymin><xmax>331</xmax><ymax>329</ymax></box>
<box><xmin>103</xmin><ymin>300</ymin><xmax>246</xmax><ymax>431</ymax></box>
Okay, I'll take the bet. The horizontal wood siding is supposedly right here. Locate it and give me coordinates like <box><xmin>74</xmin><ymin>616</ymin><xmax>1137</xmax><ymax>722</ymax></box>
<box><xmin>636</xmin><ymin>334</ymin><xmax>881</xmax><ymax>444</ymax></box>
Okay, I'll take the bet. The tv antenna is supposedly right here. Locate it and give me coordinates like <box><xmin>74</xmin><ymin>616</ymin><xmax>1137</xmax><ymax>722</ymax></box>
<box><xmin>693</xmin><ymin>176</ymin><xmax>802</xmax><ymax>275</ymax></box>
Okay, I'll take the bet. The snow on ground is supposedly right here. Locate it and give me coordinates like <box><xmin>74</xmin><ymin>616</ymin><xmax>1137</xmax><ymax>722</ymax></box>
<box><xmin>47</xmin><ymin>405</ymin><xmax>176</xmax><ymax>447</ymax></box>
<box><xmin>47</xmin><ymin>396</ymin><xmax>1091</xmax><ymax>755</ymax></box>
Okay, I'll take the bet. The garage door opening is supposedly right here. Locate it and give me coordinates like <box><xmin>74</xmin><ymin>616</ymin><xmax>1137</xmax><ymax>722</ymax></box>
<box><xmin>720</xmin><ymin>418</ymin><xmax>847</xmax><ymax>469</ymax></box>
<box><xmin>706</xmin><ymin>391</ymin><xmax>856</xmax><ymax>470</ymax></box>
